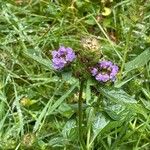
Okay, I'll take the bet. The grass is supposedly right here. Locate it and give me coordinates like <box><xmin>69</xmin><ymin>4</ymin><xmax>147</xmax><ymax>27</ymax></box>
<box><xmin>0</xmin><ymin>0</ymin><xmax>150</xmax><ymax>149</ymax></box>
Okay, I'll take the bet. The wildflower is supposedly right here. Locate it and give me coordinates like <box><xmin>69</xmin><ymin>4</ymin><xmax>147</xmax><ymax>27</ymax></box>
<box><xmin>80</xmin><ymin>37</ymin><xmax>102</xmax><ymax>67</ymax></box>
<box><xmin>81</xmin><ymin>37</ymin><xmax>100</xmax><ymax>50</ymax></box>
<box><xmin>91</xmin><ymin>60</ymin><xmax>119</xmax><ymax>82</ymax></box>
<box><xmin>52</xmin><ymin>46</ymin><xmax>76</xmax><ymax>70</ymax></box>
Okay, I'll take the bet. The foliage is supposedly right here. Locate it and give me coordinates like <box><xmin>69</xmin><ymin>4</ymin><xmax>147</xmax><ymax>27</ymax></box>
<box><xmin>0</xmin><ymin>0</ymin><xmax>150</xmax><ymax>149</ymax></box>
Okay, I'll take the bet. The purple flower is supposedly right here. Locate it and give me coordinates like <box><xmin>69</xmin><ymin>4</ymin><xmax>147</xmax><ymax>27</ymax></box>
<box><xmin>99</xmin><ymin>61</ymin><xmax>112</xmax><ymax>68</ymax></box>
<box><xmin>91</xmin><ymin>60</ymin><xmax>119</xmax><ymax>82</ymax></box>
<box><xmin>96</xmin><ymin>74</ymin><xmax>110</xmax><ymax>82</ymax></box>
<box><xmin>65</xmin><ymin>47</ymin><xmax>76</xmax><ymax>62</ymax></box>
<box><xmin>52</xmin><ymin>46</ymin><xmax>76</xmax><ymax>70</ymax></box>
<box><xmin>91</xmin><ymin>68</ymin><xmax>98</xmax><ymax>76</ymax></box>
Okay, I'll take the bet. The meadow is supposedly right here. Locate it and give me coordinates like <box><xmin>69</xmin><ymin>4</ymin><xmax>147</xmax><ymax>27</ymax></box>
<box><xmin>0</xmin><ymin>0</ymin><xmax>150</xmax><ymax>149</ymax></box>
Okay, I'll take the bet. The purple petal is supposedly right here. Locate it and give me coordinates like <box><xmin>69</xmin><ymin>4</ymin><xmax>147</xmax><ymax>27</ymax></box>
<box><xmin>52</xmin><ymin>50</ymin><xmax>59</xmax><ymax>58</ymax></box>
<box><xmin>112</xmin><ymin>65</ymin><xmax>119</xmax><ymax>72</ymax></box>
<box><xmin>58</xmin><ymin>46</ymin><xmax>67</xmax><ymax>55</ymax></box>
<box><xmin>52</xmin><ymin>57</ymin><xmax>66</xmax><ymax>64</ymax></box>
<box><xmin>66</xmin><ymin>53</ymin><xmax>76</xmax><ymax>62</ymax></box>
<box><xmin>91</xmin><ymin>68</ymin><xmax>98</xmax><ymax>76</ymax></box>
<box><xmin>52</xmin><ymin>63</ymin><xmax>64</xmax><ymax>70</ymax></box>
<box><xmin>99</xmin><ymin>61</ymin><xmax>113</xmax><ymax>68</ymax></box>
<box><xmin>52</xmin><ymin>57</ymin><xmax>66</xmax><ymax>70</ymax></box>
<box><xmin>95</xmin><ymin>73</ymin><xmax>110</xmax><ymax>82</ymax></box>
<box><xmin>51</xmin><ymin>46</ymin><xmax>76</xmax><ymax>70</ymax></box>
<box><xmin>110</xmin><ymin>65</ymin><xmax>119</xmax><ymax>77</ymax></box>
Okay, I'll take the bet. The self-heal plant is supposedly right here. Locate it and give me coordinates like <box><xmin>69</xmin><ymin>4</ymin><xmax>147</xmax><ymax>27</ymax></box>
<box><xmin>51</xmin><ymin>46</ymin><xmax>119</xmax><ymax>149</ymax></box>
<box><xmin>52</xmin><ymin>46</ymin><xmax>76</xmax><ymax>70</ymax></box>
<box><xmin>52</xmin><ymin>45</ymin><xmax>85</xmax><ymax>148</ymax></box>
<box><xmin>91</xmin><ymin>60</ymin><xmax>119</xmax><ymax>82</ymax></box>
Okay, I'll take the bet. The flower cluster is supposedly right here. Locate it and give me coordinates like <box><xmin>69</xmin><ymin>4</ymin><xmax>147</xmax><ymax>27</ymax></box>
<box><xmin>91</xmin><ymin>60</ymin><xmax>119</xmax><ymax>82</ymax></box>
<box><xmin>52</xmin><ymin>46</ymin><xmax>76</xmax><ymax>70</ymax></box>
<box><xmin>51</xmin><ymin>46</ymin><xmax>119</xmax><ymax>82</ymax></box>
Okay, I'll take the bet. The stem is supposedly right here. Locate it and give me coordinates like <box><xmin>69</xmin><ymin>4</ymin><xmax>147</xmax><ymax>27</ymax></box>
<box><xmin>86</xmin><ymin>128</ymin><xmax>91</xmax><ymax>150</ymax></box>
<box><xmin>78</xmin><ymin>79</ymin><xmax>86</xmax><ymax>150</ymax></box>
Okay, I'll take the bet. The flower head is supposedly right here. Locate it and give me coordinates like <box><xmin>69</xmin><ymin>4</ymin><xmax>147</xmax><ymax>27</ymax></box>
<box><xmin>52</xmin><ymin>46</ymin><xmax>76</xmax><ymax>70</ymax></box>
<box><xmin>91</xmin><ymin>60</ymin><xmax>119</xmax><ymax>82</ymax></box>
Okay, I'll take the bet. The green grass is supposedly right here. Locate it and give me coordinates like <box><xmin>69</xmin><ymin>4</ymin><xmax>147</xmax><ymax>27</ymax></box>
<box><xmin>0</xmin><ymin>0</ymin><xmax>150</xmax><ymax>149</ymax></box>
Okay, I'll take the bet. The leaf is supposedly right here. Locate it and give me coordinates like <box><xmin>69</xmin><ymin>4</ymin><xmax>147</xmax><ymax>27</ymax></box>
<box><xmin>104</xmin><ymin>104</ymin><xmax>127</xmax><ymax>120</ymax></box>
<box><xmin>0</xmin><ymin>91</ymin><xmax>6</xmax><ymax>120</ymax></box>
<box><xmin>33</xmin><ymin>81</ymin><xmax>78</xmax><ymax>132</ymax></box>
<box><xmin>86</xmin><ymin>107</ymin><xmax>94</xmax><ymax>129</ymax></box>
<box><xmin>24</xmin><ymin>51</ymin><xmax>52</xmax><ymax>70</ymax></box>
<box><xmin>85</xmin><ymin>18</ymin><xmax>96</xmax><ymax>25</ymax></box>
<box><xmin>48</xmin><ymin>137</ymin><xmax>66</xmax><ymax>147</ymax></box>
<box><xmin>141</xmin><ymin>97</ymin><xmax>150</xmax><ymax>110</ymax></box>
<box><xmin>58</xmin><ymin>103</ymin><xmax>74</xmax><ymax>118</ymax></box>
<box><xmin>62</xmin><ymin>71</ymin><xmax>72</xmax><ymax>81</ymax></box>
<box><xmin>86</xmin><ymin>80</ymin><xmax>92</xmax><ymax>104</ymax></box>
<box><xmin>99</xmin><ymin>88</ymin><xmax>137</xmax><ymax>104</ymax></box>
<box><xmin>114</xmin><ymin>73</ymin><xmax>139</xmax><ymax>88</ymax></box>
<box><xmin>62</xmin><ymin>119</ymin><xmax>77</xmax><ymax>140</ymax></box>
<box><xmin>131</xmin><ymin>103</ymin><xmax>148</xmax><ymax>118</ymax></box>
<box><xmin>92</xmin><ymin>113</ymin><xmax>110</xmax><ymax>134</ymax></box>
<box><xmin>89</xmin><ymin>113</ymin><xmax>110</xmax><ymax>147</ymax></box>
<box><xmin>125</xmin><ymin>48</ymin><xmax>150</xmax><ymax>73</ymax></box>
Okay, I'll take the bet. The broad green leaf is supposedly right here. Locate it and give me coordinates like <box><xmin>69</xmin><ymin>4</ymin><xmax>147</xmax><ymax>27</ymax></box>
<box><xmin>99</xmin><ymin>88</ymin><xmax>137</xmax><ymax>104</ymax></box>
<box><xmin>104</xmin><ymin>104</ymin><xmax>127</xmax><ymax>120</ymax></box>
<box><xmin>48</xmin><ymin>137</ymin><xmax>66</xmax><ymax>147</ymax></box>
<box><xmin>125</xmin><ymin>48</ymin><xmax>150</xmax><ymax>73</ymax></box>
<box><xmin>86</xmin><ymin>107</ymin><xmax>94</xmax><ymax>129</ymax></box>
<box><xmin>62</xmin><ymin>119</ymin><xmax>77</xmax><ymax>140</ymax></box>
<box><xmin>89</xmin><ymin>113</ymin><xmax>110</xmax><ymax>147</ymax></box>
<box><xmin>92</xmin><ymin>113</ymin><xmax>110</xmax><ymax>134</ymax></box>
<box><xmin>58</xmin><ymin>103</ymin><xmax>74</xmax><ymax>118</ymax></box>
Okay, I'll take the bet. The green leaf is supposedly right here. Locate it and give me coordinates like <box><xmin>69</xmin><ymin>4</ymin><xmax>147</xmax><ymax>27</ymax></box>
<box><xmin>114</xmin><ymin>73</ymin><xmax>139</xmax><ymax>88</ymax></box>
<box><xmin>62</xmin><ymin>119</ymin><xmax>77</xmax><ymax>140</ymax></box>
<box><xmin>89</xmin><ymin>113</ymin><xmax>110</xmax><ymax>147</ymax></box>
<box><xmin>104</xmin><ymin>104</ymin><xmax>127</xmax><ymax>120</ymax></box>
<box><xmin>85</xmin><ymin>18</ymin><xmax>96</xmax><ymax>25</ymax></box>
<box><xmin>62</xmin><ymin>71</ymin><xmax>72</xmax><ymax>81</ymax></box>
<box><xmin>92</xmin><ymin>113</ymin><xmax>110</xmax><ymax>135</ymax></box>
<box><xmin>125</xmin><ymin>48</ymin><xmax>150</xmax><ymax>73</ymax></box>
<box><xmin>48</xmin><ymin>137</ymin><xmax>66</xmax><ymax>147</ymax></box>
<box><xmin>141</xmin><ymin>98</ymin><xmax>150</xmax><ymax>110</ymax></box>
<box><xmin>58</xmin><ymin>103</ymin><xmax>74</xmax><ymax>118</ymax></box>
<box><xmin>33</xmin><ymin>81</ymin><xmax>78</xmax><ymax>132</ymax></box>
<box><xmin>131</xmin><ymin>103</ymin><xmax>148</xmax><ymax>118</ymax></box>
<box><xmin>99</xmin><ymin>88</ymin><xmax>137</xmax><ymax>104</ymax></box>
<box><xmin>24</xmin><ymin>51</ymin><xmax>52</xmax><ymax>70</ymax></box>
<box><xmin>86</xmin><ymin>80</ymin><xmax>92</xmax><ymax>104</ymax></box>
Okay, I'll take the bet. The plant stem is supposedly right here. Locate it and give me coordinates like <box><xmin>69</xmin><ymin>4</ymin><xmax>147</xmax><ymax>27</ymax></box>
<box><xmin>78</xmin><ymin>79</ymin><xmax>86</xmax><ymax>150</ymax></box>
